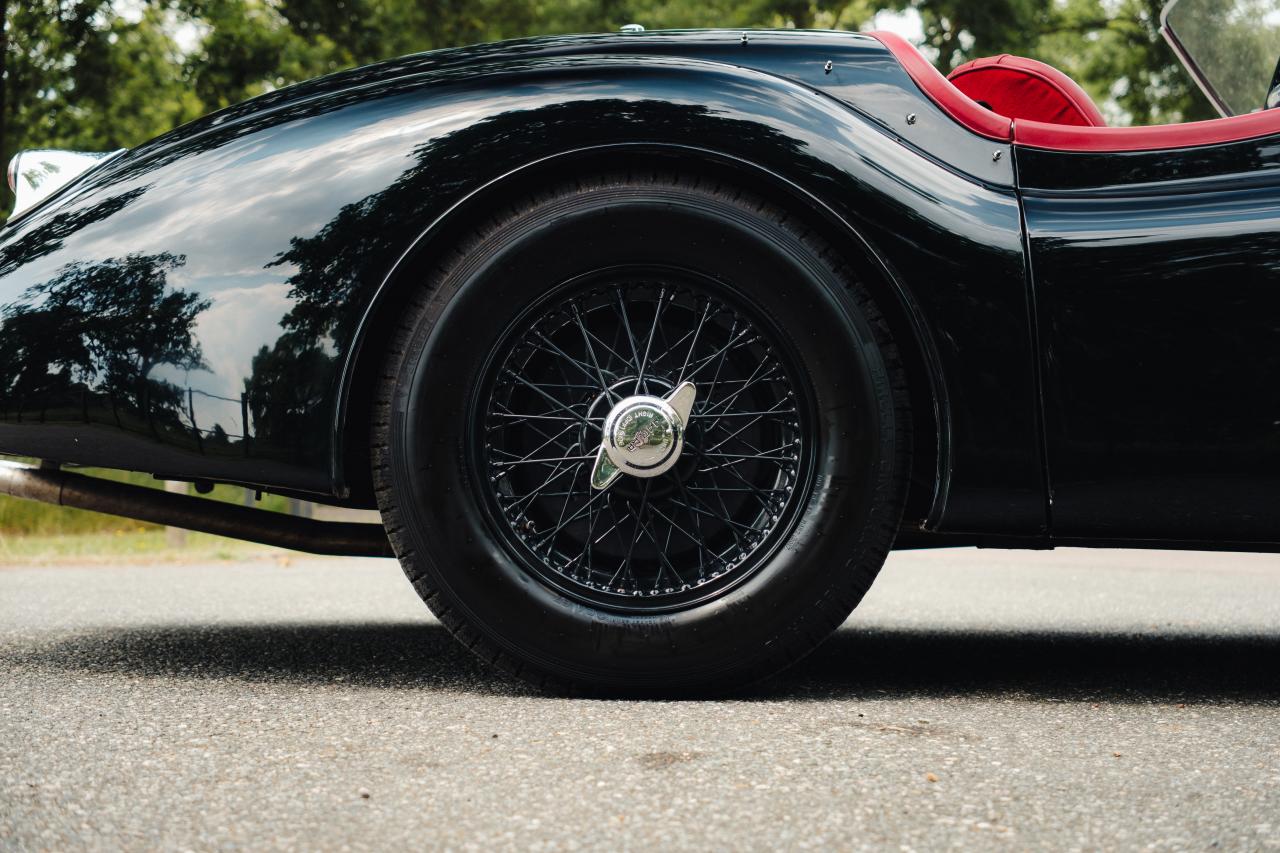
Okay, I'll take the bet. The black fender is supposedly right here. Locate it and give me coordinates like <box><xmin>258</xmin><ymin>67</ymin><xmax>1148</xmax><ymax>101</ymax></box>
<box><xmin>0</xmin><ymin>32</ymin><xmax>1043</xmax><ymax>536</ymax></box>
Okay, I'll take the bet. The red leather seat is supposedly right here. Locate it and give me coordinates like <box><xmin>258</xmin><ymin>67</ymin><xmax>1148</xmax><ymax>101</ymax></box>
<box><xmin>947</xmin><ymin>54</ymin><xmax>1107</xmax><ymax>127</ymax></box>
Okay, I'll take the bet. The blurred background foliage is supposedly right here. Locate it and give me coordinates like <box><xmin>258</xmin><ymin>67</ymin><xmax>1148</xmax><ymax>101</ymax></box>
<box><xmin>1</xmin><ymin>0</ymin><xmax>1210</xmax><ymax>215</ymax></box>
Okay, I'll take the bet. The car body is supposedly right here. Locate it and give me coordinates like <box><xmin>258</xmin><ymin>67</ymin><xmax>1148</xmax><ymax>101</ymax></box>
<box><xmin>2</xmin><ymin>5</ymin><xmax>1278</xmax><ymax>690</ymax></box>
<box><xmin>2</xmin><ymin>28</ymin><xmax>1005</xmax><ymax>531</ymax></box>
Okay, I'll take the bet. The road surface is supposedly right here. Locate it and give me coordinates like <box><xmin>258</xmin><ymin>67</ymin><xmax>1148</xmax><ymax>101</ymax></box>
<box><xmin>2</xmin><ymin>547</ymin><xmax>1279</xmax><ymax>849</ymax></box>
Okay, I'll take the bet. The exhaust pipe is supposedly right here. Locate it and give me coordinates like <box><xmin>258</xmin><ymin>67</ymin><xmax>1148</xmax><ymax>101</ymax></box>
<box><xmin>0</xmin><ymin>461</ymin><xmax>393</xmax><ymax>558</ymax></box>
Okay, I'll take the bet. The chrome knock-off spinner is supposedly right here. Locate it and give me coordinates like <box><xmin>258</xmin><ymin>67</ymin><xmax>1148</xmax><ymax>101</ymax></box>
<box><xmin>590</xmin><ymin>381</ymin><xmax>696</xmax><ymax>490</ymax></box>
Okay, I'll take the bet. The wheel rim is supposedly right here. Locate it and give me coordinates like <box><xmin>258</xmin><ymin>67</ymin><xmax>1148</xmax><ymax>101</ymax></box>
<box><xmin>473</xmin><ymin>269</ymin><xmax>815</xmax><ymax>613</ymax></box>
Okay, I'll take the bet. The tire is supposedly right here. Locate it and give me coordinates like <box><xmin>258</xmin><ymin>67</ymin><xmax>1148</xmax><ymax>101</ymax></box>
<box><xmin>372</xmin><ymin>172</ymin><xmax>910</xmax><ymax>694</ymax></box>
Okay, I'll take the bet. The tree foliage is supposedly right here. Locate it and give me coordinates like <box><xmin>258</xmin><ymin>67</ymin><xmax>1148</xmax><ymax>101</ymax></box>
<box><xmin>2</xmin><ymin>0</ymin><xmax>1220</xmax><ymax>216</ymax></box>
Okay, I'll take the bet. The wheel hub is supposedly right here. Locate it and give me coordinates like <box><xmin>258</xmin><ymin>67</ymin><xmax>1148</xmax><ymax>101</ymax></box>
<box><xmin>591</xmin><ymin>382</ymin><xmax>696</xmax><ymax>489</ymax></box>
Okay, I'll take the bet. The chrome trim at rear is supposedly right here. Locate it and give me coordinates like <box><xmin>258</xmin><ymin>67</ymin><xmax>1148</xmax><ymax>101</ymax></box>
<box><xmin>6</xmin><ymin>148</ymin><xmax>126</xmax><ymax>220</ymax></box>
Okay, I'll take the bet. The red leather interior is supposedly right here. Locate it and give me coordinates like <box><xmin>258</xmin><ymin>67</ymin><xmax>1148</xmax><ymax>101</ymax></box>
<box><xmin>947</xmin><ymin>54</ymin><xmax>1106</xmax><ymax>128</ymax></box>
<box><xmin>866</xmin><ymin>30</ymin><xmax>1280</xmax><ymax>152</ymax></box>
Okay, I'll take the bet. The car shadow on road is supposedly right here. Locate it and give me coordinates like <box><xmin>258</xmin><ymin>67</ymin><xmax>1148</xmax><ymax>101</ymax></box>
<box><xmin>7</xmin><ymin>621</ymin><xmax>1280</xmax><ymax>702</ymax></box>
<box><xmin>766</xmin><ymin>626</ymin><xmax>1280</xmax><ymax>704</ymax></box>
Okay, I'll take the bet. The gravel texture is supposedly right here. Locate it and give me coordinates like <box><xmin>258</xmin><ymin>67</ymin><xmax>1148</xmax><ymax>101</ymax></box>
<box><xmin>1</xmin><ymin>547</ymin><xmax>1278</xmax><ymax>850</ymax></box>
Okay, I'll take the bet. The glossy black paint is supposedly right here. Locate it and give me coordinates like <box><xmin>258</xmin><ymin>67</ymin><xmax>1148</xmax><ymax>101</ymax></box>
<box><xmin>1019</xmin><ymin>138</ymin><xmax>1280</xmax><ymax>545</ymax></box>
<box><xmin>0</xmin><ymin>30</ymin><xmax>1041</xmax><ymax>536</ymax></box>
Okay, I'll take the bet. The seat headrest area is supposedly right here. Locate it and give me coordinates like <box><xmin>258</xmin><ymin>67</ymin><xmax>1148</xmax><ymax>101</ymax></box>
<box><xmin>948</xmin><ymin>55</ymin><xmax>1107</xmax><ymax>128</ymax></box>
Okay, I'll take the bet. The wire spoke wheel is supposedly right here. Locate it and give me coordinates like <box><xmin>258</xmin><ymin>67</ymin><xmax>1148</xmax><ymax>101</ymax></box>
<box><xmin>475</xmin><ymin>274</ymin><xmax>814</xmax><ymax>612</ymax></box>
<box><xmin>376</xmin><ymin>173</ymin><xmax>907</xmax><ymax>692</ymax></box>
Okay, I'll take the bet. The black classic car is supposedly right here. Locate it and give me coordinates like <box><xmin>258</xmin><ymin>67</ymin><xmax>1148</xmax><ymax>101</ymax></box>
<box><xmin>2</xmin><ymin>0</ymin><xmax>1278</xmax><ymax>691</ymax></box>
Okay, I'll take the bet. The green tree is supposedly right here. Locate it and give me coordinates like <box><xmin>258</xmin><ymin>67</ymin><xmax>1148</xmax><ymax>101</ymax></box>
<box><xmin>177</xmin><ymin>0</ymin><xmax>341</xmax><ymax>109</ymax></box>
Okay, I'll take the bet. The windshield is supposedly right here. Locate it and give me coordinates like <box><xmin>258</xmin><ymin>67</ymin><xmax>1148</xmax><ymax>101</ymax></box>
<box><xmin>1162</xmin><ymin>0</ymin><xmax>1280</xmax><ymax>116</ymax></box>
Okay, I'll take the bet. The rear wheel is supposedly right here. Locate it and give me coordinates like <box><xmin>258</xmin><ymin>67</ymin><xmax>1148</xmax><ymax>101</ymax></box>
<box><xmin>372</xmin><ymin>173</ymin><xmax>909</xmax><ymax>693</ymax></box>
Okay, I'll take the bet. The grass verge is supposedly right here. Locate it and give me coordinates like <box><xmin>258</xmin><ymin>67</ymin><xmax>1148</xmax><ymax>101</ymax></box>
<box><xmin>0</xmin><ymin>530</ymin><xmax>280</xmax><ymax>566</ymax></box>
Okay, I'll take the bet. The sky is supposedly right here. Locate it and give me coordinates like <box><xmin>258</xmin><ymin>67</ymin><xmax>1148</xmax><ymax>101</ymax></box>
<box><xmin>870</xmin><ymin>7</ymin><xmax>926</xmax><ymax>42</ymax></box>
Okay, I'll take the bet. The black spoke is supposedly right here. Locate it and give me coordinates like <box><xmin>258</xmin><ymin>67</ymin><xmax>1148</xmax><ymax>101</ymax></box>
<box><xmin>505</xmin><ymin>463</ymin><xmax>582</xmax><ymax>513</ymax></box>
<box><xmin>490</xmin><ymin>412</ymin><xmax>584</xmax><ymax>421</ymax></box>
<box><xmin>502</xmin><ymin>371</ymin><xmax>595</xmax><ymax>428</ymax></box>
<box><xmin>634</xmin><ymin>287</ymin><xmax>666</xmax><ymax>394</ymax></box>
<box><xmin>688</xmin><ymin>407</ymin><xmax>796</xmax><ymax>420</ymax></box>
<box><xmin>616</xmin><ymin>291</ymin><xmax>643</xmax><ymax>374</ymax></box>
<box><xmin>489</xmin><ymin>422</ymin><xmax>579</xmax><ymax>463</ymax></box>
<box><xmin>493</xmin><ymin>453</ymin><xmax>596</xmax><ymax>467</ymax></box>
<box><xmin>534</xmin><ymin>329</ymin><xmax>616</xmax><ymax>391</ymax></box>
<box><xmin>675</xmin><ymin>303</ymin><xmax>711</xmax><ymax>383</ymax></box>
<box><xmin>569</xmin><ymin>306</ymin><xmax>621</xmax><ymax>403</ymax></box>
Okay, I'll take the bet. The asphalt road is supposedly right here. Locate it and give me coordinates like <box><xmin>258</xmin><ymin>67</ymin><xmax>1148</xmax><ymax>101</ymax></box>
<box><xmin>1</xmin><ymin>547</ymin><xmax>1279</xmax><ymax>851</ymax></box>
